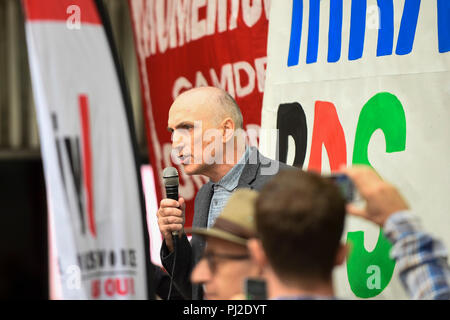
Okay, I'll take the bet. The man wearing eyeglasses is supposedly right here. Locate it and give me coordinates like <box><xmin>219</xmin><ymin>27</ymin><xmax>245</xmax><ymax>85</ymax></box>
<box><xmin>188</xmin><ymin>189</ymin><xmax>262</xmax><ymax>300</ymax></box>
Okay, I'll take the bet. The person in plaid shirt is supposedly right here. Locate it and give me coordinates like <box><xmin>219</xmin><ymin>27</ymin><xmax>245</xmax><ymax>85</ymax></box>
<box><xmin>345</xmin><ymin>166</ymin><xmax>450</xmax><ymax>300</ymax></box>
<box><xmin>249</xmin><ymin>166</ymin><xmax>450</xmax><ymax>300</ymax></box>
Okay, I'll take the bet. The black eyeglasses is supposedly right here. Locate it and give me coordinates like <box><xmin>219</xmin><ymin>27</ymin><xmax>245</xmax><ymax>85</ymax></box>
<box><xmin>200</xmin><ymin>251</ymin><xmax>250</xmax><ymax>273</ymax></box>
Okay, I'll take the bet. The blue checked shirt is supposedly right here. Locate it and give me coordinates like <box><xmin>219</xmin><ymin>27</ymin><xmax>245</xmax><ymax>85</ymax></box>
<box><xmin>383</xmin><ymin>210</ymin><xmax>450</xmax><ymax>300</ymax></box>
<box><xmin>206</xmin><ymin>147</ymin><xmax>250</xmax><ymax>229</ymax></box>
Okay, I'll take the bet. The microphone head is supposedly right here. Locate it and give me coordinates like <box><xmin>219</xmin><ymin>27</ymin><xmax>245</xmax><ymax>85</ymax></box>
<box><xmin>162</xmin><ymin>167</ymin><xmax>179</xmax><ymax>187</ymax></box>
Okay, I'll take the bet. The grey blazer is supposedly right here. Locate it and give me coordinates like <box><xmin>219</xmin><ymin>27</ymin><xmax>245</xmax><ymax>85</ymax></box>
<box><xmin>160</xmin><ymin>147</ymin><xmax>293</xmax><ymax>300</ymax></box>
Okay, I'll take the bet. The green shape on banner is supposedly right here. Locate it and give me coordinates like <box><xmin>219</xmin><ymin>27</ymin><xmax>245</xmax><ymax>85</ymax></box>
<box><xmin>347</xmin><ymin>230</ymin><xmax>396</xmax><ymax>298</ymax></box>
<box><xmin>352</xmin><ymin>92</ymin><xmax>406</xmax><ymax>165</ymax></box>
<box><xmin>348</xmin><ymin>92</ymin><xmax>406</xmax><ymax>298</ymax></box>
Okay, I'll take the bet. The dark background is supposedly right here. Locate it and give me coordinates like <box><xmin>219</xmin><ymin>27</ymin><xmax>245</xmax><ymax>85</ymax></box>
<box><xmin>0</xmin><ymin>158</ymin><xmax>48</xmax><ymax>299</ymax></box>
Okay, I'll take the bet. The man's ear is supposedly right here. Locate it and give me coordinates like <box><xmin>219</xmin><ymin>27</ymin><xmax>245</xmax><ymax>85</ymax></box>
<box><xmin>334</xmin><ymin>243</ymin><xmax>349</xmax><ymax>267</ymax></box>
<box><xmin>221</xmin><ymin>117</ymin><xmax>235</xmax><ymax>143</ymax></box>
<box><xmin>247</xmin><ymin>239</ymin><xmax>267</xmax><ymax>271</ymax></box>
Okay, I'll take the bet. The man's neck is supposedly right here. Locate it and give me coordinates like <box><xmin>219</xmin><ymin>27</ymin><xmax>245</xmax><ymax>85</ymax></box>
<box><xmin>207</xmin><ymin>163</ymin><xmax>235</xmax><ymax>183</ymax></box>
<box><xmin>266</xmin><ymin>269</ymin><xmax>335</xmax><ymax>299</ymax></box>
<box><xmin>206</xmin><ymin>143</ymin><xmax>246</xmax><ymax>183</ymax></box>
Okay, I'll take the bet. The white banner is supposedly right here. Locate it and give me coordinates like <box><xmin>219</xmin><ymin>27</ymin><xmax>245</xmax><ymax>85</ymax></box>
<box><xmin>261</xmin><ymin>0</ymin><xmax>450</xmax><ymax>299</ymax></box>
<box><xmin>23</xmin><ymin>0</ymin><xmax>151</xmax><ymax>299</ymax></box>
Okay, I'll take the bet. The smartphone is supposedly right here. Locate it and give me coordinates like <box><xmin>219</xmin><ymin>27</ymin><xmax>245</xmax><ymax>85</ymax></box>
<box><xmin>244</xmin><ymin>278</ymin><xmax>267</xmax><ymax>300</ymax></box>
<box><xmin>325</xmin><ymin>173</ymin><xmax>359</xmax><ymax>203</ymax></box>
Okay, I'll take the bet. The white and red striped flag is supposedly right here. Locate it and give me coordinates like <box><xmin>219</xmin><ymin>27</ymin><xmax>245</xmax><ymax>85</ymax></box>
<box><xmin>23</xmin><ymin>0</ymin><xmax>153</xmax><ymax>299</ymax></box>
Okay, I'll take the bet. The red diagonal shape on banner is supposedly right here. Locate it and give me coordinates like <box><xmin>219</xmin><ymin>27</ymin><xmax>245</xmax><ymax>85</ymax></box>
<box><xmin>308</xmin><ymin>101</ymin><xmax>347</xmax><ymax>173</ymax></box>
<box><xmin>79</xmin><ymin>94</ymin><xmax>96</xmax><ymax>238</ymax></box>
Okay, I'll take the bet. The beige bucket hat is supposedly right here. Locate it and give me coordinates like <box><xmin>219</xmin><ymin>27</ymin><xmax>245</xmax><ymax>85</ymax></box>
<box><xmin>186</xmin><ymin>189</ymin><xmax>259</xmax><ymax>246</ymax></box>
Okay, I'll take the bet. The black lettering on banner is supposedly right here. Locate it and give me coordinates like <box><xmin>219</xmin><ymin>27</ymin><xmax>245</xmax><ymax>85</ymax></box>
<box><xmin>276</xmin><ymin>102</ymin><xmax>308</xmax><ymax>167</ymax></box>
<box><xmin>64</xmin><ymin>137</ymin><xmax>85</xmax><ymax>234</ymax></box>
<box><xmin>110</xmin><ymin>251</ymin><xmax>116</xmax><ymax>266</ymax></box>
<box><xmin>129</xmin><ymin>249</ymin><xmax>136</xmax><ymax>267</ymax></box>
<box><xmin>52</xmin><ymin>112</ymin><xmax>87</xmax><ymax>235</ymax></box>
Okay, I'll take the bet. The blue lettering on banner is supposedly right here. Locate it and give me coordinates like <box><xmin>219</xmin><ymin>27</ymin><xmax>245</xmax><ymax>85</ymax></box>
<box><xmin>349</xmin><ymin>0</ymin><xmax>367</xmax><ymax>61</ymax></box>
<box><xmin>307</xmin><ymin>0</ymin><xmax>321</xmax><ymax>64</ymax></box>
<box><xmin>287</xmin><ymin>0</ymin><xmax>448</xmax><ymax>67</ymax></box>
<box><xmin>376</xmin><ymin>0</ymin><xmax>394</xmax><ymax>57</ymax></box>
<box><xmin>437</xmin><ymin>0</ymin><xmax>450</xmax><ymax>53</ymax></box>
<box><xmin>328</xmin><ymin>0</ymin><xmax>343</xmax><ymax>63</ymax></box>
<box><xmin>288</xmin><ymin>0</ymin><xmax>303</xmax><ymax>67</ymax></box>
<box><xmin>396</xmin><ymin>0</ymin><xmax>421</xmax><ymax>55</ymax></box>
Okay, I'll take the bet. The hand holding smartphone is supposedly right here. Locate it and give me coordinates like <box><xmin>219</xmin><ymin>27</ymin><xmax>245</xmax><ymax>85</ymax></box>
<box><xmin>325</xmin><ymin>173</ymin><xmax>362</xmax><ymax>204</ymax></box>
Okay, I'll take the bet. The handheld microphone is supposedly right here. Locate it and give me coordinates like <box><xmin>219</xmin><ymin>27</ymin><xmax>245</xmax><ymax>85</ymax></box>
<box><xmin>162</xmin><ymin>167</ymin><xmax>179</xmax><ymax>237</ymax></box>
<box><xmin>162</xmin><ymin>167</ymin><xmax>181</xmax><ymax>300</ymax></box>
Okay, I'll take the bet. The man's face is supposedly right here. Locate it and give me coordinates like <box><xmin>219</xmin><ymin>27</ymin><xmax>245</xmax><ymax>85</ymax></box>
<box><xmin>190</xmin><ymin>237</ymin><xmax>256</xmax><ymax>300</ymax></box>
<box><xmin>167</xmin><ymin>95</ymin><xmax>221</xmax><ymax>175</ymax></box>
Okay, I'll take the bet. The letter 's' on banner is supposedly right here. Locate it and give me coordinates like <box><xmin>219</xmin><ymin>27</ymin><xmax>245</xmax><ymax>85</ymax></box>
<box><xmin>23</xmin><ymin>0</ymin><xmax>154</xmax><ymax>299</ymax></box>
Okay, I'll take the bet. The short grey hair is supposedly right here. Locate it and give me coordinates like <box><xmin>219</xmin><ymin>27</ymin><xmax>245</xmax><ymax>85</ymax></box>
<box><xmin>216</xmin><ymin>91</ymin><xmax>244</xmax><ymax>129</ymax></box>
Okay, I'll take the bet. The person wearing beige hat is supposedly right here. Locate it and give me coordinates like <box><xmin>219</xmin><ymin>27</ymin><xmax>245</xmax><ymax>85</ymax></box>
<box><xmin>188</xmin><ymin>189</ymin><xmax>262</xmax><ymax>300</ymax></box>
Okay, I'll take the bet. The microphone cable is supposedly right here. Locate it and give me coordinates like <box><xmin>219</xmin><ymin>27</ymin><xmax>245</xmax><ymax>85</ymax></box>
<box><xmin>167</xmin><ymin>234</ymin><xmax>177</xmax><ymax>300</ymax></box>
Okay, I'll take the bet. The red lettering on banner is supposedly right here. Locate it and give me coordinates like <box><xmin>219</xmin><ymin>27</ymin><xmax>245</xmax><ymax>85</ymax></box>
<box><xmin>79</xmin><ymin>95</ymin><xmax>96</xmax><ymax>237</ymax></box>
<box><xmin>172</xmin><ymin>57</ymin><xmax>267</xmax><ymax>99</ymax></box>
<box><xmin>116</xmin><ymin>278</ymin><xmax>129</xmax><ymax>296</ymax></box>
<box><xmin>104</xmin><ymin>278</ymin><xmax>115</xmax><ymax>297</ymax></box>
<box><xmin>23</xmin><ymin>0</ymin><xmax>101</xmax><ymax>24</ymax></box>
<box><xmin>131</xmin><ymin>0</ymin><xmax>271</xmax><ymax>57</ymax></box>
<box><xmin>99</xmin><ymin>277</ymin><xmax>135</xmax><ymax>297</ymax></box>
<box><xmin>308</xmin><ymin>101</ymin><xmax>347</xmax><ymax>173</ymax></box>
<box><xmin>130</xmin><ymin>277</ymin><xmax>135</xmax><ymax>295</ymax></box>
<box><xmin>91</xmin><ymin>279</ymin><xmax>101</xmax><ymax>299</ymax></box>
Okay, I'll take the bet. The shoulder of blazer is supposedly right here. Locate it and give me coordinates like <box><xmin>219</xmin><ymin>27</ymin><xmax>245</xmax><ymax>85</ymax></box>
<box><xmin>192</xmin><ymin>180</ymin><xmax>214</xmax><ymax>228</ymax></box>
<box><xmin>195</xmin><ymin>180</ymin><xmax>213</xmax><ymax>203</ymax></box>
<box><xmin>238</xmin><ymin>147</ymin><xmax>296</xmax><ymax>190</ymax></box>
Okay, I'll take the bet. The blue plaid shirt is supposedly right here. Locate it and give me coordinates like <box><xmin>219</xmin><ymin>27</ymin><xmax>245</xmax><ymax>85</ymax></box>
<box><xmin>383</xmin><ymin>210</ymin><xmax>450</xmax><ymax>300</ymax></box>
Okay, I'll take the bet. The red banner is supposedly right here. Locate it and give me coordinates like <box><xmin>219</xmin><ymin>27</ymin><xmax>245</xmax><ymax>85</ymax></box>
<box><xmin>129</xmin><ymin>0</ymin><xmax>270</xmax><ymax>228</ymax></box>
<box><xmin>24</xmin><ymin>0</ymin><xmax>101</xmax><ymax>24</ymax></box>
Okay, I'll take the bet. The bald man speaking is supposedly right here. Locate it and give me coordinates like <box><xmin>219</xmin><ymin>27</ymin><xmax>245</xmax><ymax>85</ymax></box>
<box><xmin>157</xmin><ymin>87</ymin><xmax>291</xmax><ymax>300</ymax></box>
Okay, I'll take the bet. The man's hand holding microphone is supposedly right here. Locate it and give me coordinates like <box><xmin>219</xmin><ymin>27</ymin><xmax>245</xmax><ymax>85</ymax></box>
<box><xmin>157</xmin><ymin>167</ymin><xmax>185</xmax><ymax>252</ymax></box>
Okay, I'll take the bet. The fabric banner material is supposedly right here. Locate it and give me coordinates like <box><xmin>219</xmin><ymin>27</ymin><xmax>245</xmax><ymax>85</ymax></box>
<box><xmin>23</xmin><ymin>0</ymin><xmax>152</xmax><ymax>299</ymax></box>
<box><xmin>128</xmin><ymin>0</ymin><xmax>271</xmax><ymax>231</ymax></box>
<box><xmin>261</xmin><ymin>0</ymin><xmax>449</xmax><ymax>299</ymax></box>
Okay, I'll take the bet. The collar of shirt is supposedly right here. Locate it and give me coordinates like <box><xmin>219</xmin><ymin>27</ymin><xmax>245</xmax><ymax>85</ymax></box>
<box><xmin>213</xmin><ymin>147</ymin><xmax>250</xmax><ymax>192</ymax></box>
